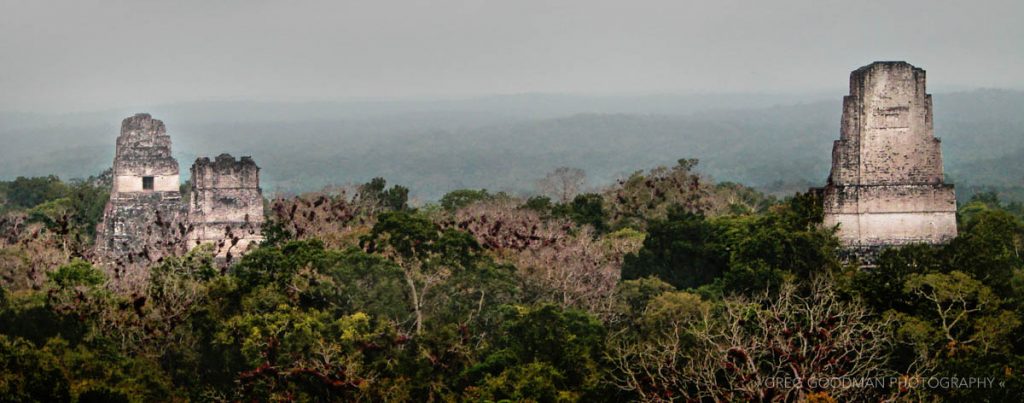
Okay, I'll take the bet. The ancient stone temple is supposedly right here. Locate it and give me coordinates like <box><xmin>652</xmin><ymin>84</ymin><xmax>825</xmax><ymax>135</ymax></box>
<box><xmin>95</xmin><ymin>114</ymin><xmax>264</xmax><ymax>279</ymax></box>
<box><xmin>111</xmin><ymin>114</ymin><xmax>181</xmax><ymax>194</ymax></box>
<box><xmin>187</xmin><ymin>154</ymin><xmax>265</xmax><ymax>260</ymax></box>
<box><xmin>819</xmin><ymin>62</ymin><xmax>957</xmax><ymax>252</ymax></box>
<box><xmin>95</xmin><ymin>114</ymin><xmax>190</xmax><ymax>277</ymax></box>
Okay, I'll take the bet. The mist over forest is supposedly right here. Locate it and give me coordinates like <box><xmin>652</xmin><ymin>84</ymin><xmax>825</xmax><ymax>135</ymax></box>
<box><xmin>2</xmin><ymin>89</ymin><xmax>1022</xmax><ymax>202</ymax></box>
<box><xmin>6</xmin><ymin>0</ymin><xmax>1024</xmax><ymax>400</ymax></box>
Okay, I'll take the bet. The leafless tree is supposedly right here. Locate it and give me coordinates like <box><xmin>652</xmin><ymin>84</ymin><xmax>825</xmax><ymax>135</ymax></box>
<box><xmin>609</xmin><ymin>276</ymin><xmax>899</xmax><ymax>402</ymax></box>
<box><xmin>448</xmin><ymin>199</ymin><xmax>571</xmax><ymax>251</ymax></box>
<box><xmin>538</xmin><ymin>167</ymin><xmax>587</xmax><ymax>203</ymax></box>
<box><xmin>47</xmin><ymin>247</ymin><xmax>216</xmax><ymax>358</ymax></box>
<box><xmin>514</xmin><ymin>227</ymin><xmax>632</xmax><ymax>319</ymax></box>
<box><xmin>0</xmin><ymin>212</ymin><xmax>71</xmax><ymax>290</ymax></box>
<box><xmin>604</xmin><ymin>159</ymin><xmax>711</xmax><ymax>229</ymax></box>
<box><xmin>267</xmin><ymin>189</ymin><xmax>367</xmax><ymax>249</ymax></box>
<box><xmin>445</xmin><ymin>200</ymin><xmax>642</xmax><ymax>319</ymax></box>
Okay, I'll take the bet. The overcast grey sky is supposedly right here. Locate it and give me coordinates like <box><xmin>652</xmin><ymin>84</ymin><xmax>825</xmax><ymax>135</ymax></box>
<box><xmin>1</xmin><ymin>0</ymin><xmax>1021</xmax><ymax>112</ymax></box>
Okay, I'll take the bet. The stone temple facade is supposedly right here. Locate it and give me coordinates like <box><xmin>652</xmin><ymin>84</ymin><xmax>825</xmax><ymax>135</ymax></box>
<box><xmin>95</xmin><ymin>114</ymin><xmax>264</xmax><ymax>277</ymax></box>
<box><xmin>95</xmin><ymin>114</ymin><xmax>189</xmax><ymax>276</ymax></box>
<box><xmin>818</xmin><ymin>62</ymin><xmax>957</xmax><ymax>251</ymax></box>
<box><xmin>187</xmin><ymin>154</ymin><xmax>264</xmax><ymax>261</ymax></box>
<box><xmin>112</xmin><ymin>114</ymin><xmax>181</xmax><ymax>193</ymax></box>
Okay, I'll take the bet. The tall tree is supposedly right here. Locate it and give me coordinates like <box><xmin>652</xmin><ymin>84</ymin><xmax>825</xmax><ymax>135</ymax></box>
<box><xmin>620</xmin><ymin>208</ymin><xmax>726</xmax><ymax>290</ymax></box>
<box><xmin>538</xmin><ymin>167</ymin><xmax>587</xmax><ymax>203</ymax></box>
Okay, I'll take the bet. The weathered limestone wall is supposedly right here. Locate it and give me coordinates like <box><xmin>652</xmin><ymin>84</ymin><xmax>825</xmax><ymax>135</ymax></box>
<box><xmin>187</xmin><ymin>154</ymin><xmax>264</xmax><ymax>262</ymax></box>
<box><xmin>95</xmin><ymin>114</ymin><xmax>190</xmax><ymax>283</ymax></box>
<box><xmin>111</xmin><ymin>113</ymin><xmax>180</xmax><ymax>193</ymax></box>
<box><xmin>820</xmin><ymin>62</ymin><xmax>957</xmax><ymax>249</ymax></box>
<box><xmin>826</xmin><ymin>212</ymin><xmax>957</xmax><ymax>246</ymax></box>
<box><xmin>114</xmin><ymin>175</ymin><xmax>179</xmax><ymax>193</ymax></box>
<box><xmin>96</xmin><ymin>114</ymin><xmax>266</xmax><ymax>279</ymax></box>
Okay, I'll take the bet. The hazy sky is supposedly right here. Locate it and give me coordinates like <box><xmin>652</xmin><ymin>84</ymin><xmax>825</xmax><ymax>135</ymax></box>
<box><xmin>2</xmin><ymin>0</ymin><xmax>1022</xmax><ymax>112</ymax></box>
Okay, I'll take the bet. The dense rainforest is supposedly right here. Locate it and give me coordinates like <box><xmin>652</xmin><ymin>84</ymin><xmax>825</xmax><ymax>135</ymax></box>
<box><xmin>2</xmin><ymin>160</ymin><xmax>1024</xmax><ymax>402</ymax></box>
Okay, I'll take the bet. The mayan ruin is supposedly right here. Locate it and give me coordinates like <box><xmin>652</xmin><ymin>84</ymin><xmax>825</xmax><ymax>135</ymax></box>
<box><xmin>187</xmin><ymin>154</ymin><xmax>264</xmax><ymax>260</ymax></box>
<box><xmin>818</xmin><ymin>62</ymin><xmax>958</xmax><ymax>252</ymax></box>
<box><xmin>94</xmin><ymin>113</ymin><xmax>264</xmax><ymax>278</ymax></box>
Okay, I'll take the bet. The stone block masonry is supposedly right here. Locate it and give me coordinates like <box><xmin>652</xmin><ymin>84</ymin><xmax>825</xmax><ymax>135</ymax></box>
<box><xmin>818</xmin><ymin>62</ymin><xmax>957</xmax><ymax>250</ymax></box>
<box><xmin>95</xmin><ymin>114</ymin><xmax>190</xmax><ymax>283</ymax></box>
<box><xmin>111</xmin><ymin>113</ymin><xmax>180</xmax><ymax>193</ymax></box>
<box><xmin>95</xmin><ymin>114</ymin><xmax>265</xmax><ymax>281</ymax></box>
<box><xmin>188</xmin><ymin>154</ymin><xmax>265</xmax><ymax>261</ymax></box>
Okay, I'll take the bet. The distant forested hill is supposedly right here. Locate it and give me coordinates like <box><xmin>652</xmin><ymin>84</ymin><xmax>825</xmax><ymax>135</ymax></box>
<box><xmin>1</xmin><ymin>90</ymin><xmax>1021</xmax><ymax>201</ymax></box>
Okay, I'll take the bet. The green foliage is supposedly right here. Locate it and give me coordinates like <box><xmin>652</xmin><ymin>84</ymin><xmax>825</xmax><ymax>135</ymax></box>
<box><xmin>362</xmin><ymin>209</ymin><xmax>484</xmax><ymax>269</ymax></box>
<box><xmin>77</xmin><ymin>387</ymin><xmax>130</xmax><ymax>403</ymax></box>
<box><xmin>554</xmin><ymin>193</ymin><xmax>609</xmax><ymax>233</ymax></box>
<box><xmin>192</xmin><ymin>240</ymin><xmax>409</xmax><ymax>399</ymax></box>
<box><xmin>47</xmin><ymin>259</ymin><xmax>105</xmax><ymax>288</ymax></box>
<box><xmin>27</xmin><ymin>197</ymin><xmax>74</xmax><ymax>230</ymax></box>
<box><xmin>231</xmin><ymin>239</ymin><xmax>328</xmax><ymax>293</ymax></box>
<box><xmin>501</xmin><ymin>306</ymin><xmax>606</xmax><ymax>374</ymax></box>
<box><xmin>713</xmin><ymin>211</ymin><xmax>838</xmax><ymax>293</ymax></box>
<box><xmin>841</xmin><ymin>204</ymin><xmax>1024</xmax><ymax>400</ymax></box>
<box><xmin>359</xmin><ymin>177</ymin><xmax>409</xmax><ymax>211</ymax></box>
<box><xmin>362</xmin><ymin>210</ymin><xmax>444</xmax><ymax>260</ymax></box>
<box><xmin>216</xmin><ymin>307</ymin><xmax>393</xmax><ymax>401</ymax></box>
<box><xmin>0</xmin><ymin>335</ymin><xmax>70</xmax><ymax>403</ymax></box>
<box><xmin>7</xmin><ymin>164</ymin><xmax>1024</xmax><ymax>401</ymax></box>
<box><xmin>186</xmin><ymin>213</ymin><xmax>521</xmax><ymax>399</ymax></box>
<box><xmin>472</xmin><ymin>361</ymin><xmax>566</xmax><ymax>402</ymax></box>
<box><xmin>0</xmin><ymin>290</ymin><xmax>86</xmax><ymax>346</ymax></box>
<box><xmin>464</xmin><ymin>304</ymin><xmax>607</xmax><ymax>401</ymax></box>
<box><xmin>440</xmin><ymin>189</ymin><xmax>492</xmax><ymax>211</ymax></box>
<box><xmin>522</xmin><ymin>195</ymin><xmax>553</xmax><ymax>214</ymax></box>
<box><xmin>711</xmin><ymin>181</ymin><xmax>777</xmax><ymax>215</ymax></box>
<box><xmin>45</xmin><ymin>337</ymin><xmax>178</xmax><ymax>401</ymax></box>
<box><xmin>851</xmin><ymin>244</ymin><xmax>943</xmax><ymax>311</ymax></box>
<box><xmin>0</xmin><ymin>328</ymin><xmax>177</xmax><ymax>402</ymax></box>
<box><xmin>360</xmin><ymin>209</ymin><xmax>515</xmax><ymax>341</ymax></box>
<box><xmin>779</xmin><ymin>190</ymin><xmax>825</xmax><ymax>229</ymax></box>
<box><xmin>638</xmin><ymin>290</ymin><xmax>709</xmax><ymax>335</ymax></box>
<box><xmin>259</xmin><ymin>219</ymin><xmax>294</xmax><ymax>247</ymax></box>
<box><xmin>621</xmin><ymin>191</ymin><xmax>837</xmax><ymax>294</ymax></box>
<box><xmin>298</xmin><ymin>248</ymin><xmax>407</xmax><ymax>319</ymax></box>
<box><xmin>945</xmin><ymin>209</ymin><xmax>1023</xmax><ymax>296</ymax></box>
<box><xmin>65</xmin><ymin>178</ymin><xmax>109</xmax><ymax>239</ymax></box>
<box><xmin>1</xmin><ymin>175</ymin><xmax>69</xmax><ymax>211</ymax></box>
<box><xmin>613</xmin><ymin>277</ymin><xmax>676</xmax><ymax>319</ymax></box>
<box><xmin>1</xmin><ymin>174</ymin><xmax>108</xmax><ymax>248</ymax></box>
<box><xmin>621</xmin><ymin>208</ymin><xmax>726</xmax><ymax>290</ymax></box>
<box><xmin>889</xmin><ymin>271</ymin><xmax>1021</xmax><ymax>386</ymax></box>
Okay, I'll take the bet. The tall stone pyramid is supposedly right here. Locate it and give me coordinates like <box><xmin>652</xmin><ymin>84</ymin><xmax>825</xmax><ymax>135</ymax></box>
<box><xmin>820</xmin><ymin>62</ymin><xmax>957</xmax><ymax>250</ymax></box>
<box><xmin>94</xmin><ymin>114</ymin><xmax>189</xmax><ymax>281</ymax></box>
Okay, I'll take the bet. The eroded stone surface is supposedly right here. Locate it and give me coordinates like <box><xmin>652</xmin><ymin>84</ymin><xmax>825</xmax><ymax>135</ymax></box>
<box><xmin>187</xmin><ymin>154</ymin><xmax>265</xmax><ymax>263</ymax></box>
<box><xmin>95</xmin><ymin>114</ymin><xmax>190</xmax><ymax>283</ymax></box>
<box><xmin>818</xmin><ymin>62</ymin><xmax>957</xmax><ymax>250</ymax></box>
<box><xmin>95</xmin><ymin>114</ymin><xmax>264</xmax><ymax>281</ymax></box>
<box><xmin>112</xmin><ymin>113</ymin><xmax>180</xmax><ymax>193</ymax></box>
